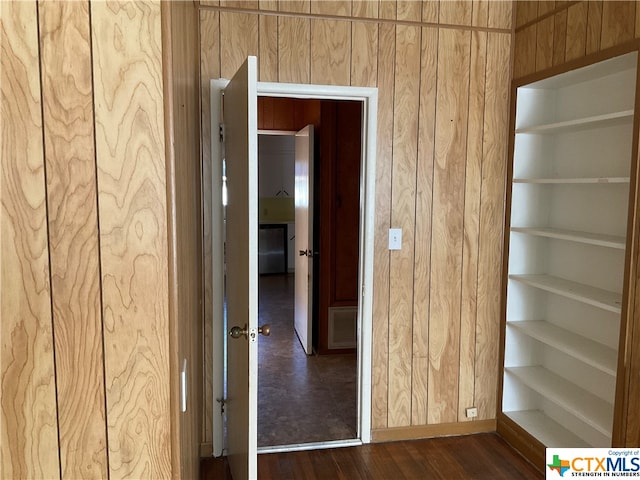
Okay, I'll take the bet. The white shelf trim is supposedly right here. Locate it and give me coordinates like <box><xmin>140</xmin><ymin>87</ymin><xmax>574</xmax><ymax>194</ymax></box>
<box><xmin>504</xmin><ymin>410</ymin><xmax>591</xmax><ymax>448</ymax></box>
<box><xmin>510</xmin><ymin>227</ymin><xmax>626</xmax><ymax>249</ymax></box>
<box><xmin>515</xmin><ymin>110</ymin><xmax>634</xmax><ymax>134</ymax></box>
<box><xmin>505</xmin><ymin>366</ymin><xmax>614</xmax><ymax>437</ymax></box>
<box><xmin>512</xmin><ymin>177</ymin><xmax>630</xmax><ymax>184</ymax></box>
<box><xmin>509</xmin><ymin>274</ymin><xmax>622</xmax><ymax>314</ymax></box>
<box><xmin>507</xmin><ymin>320</ymin><xmax>618</xmax><ymax>376</ymax></box>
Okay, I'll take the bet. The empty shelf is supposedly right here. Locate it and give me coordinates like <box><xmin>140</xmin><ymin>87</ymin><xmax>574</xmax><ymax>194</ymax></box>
<box><xmin>509</xmin><ymin>274</ymin><xmax>622</xmax><ymax>314</ymax></box>
<box><xmin>515</xmin><ymin>110</ymin><xmax>634</xmax><ymax>134</ymax></box>
<box><xmin>504</xmin><ymin>410</ymin><xmax>591</xmax><ymax>448</ymax></box>
<box><xmin>505</xmin><ymin>366</ymin><xmax>613</xmax><ymax>437</ymax></box>
<box><xmin>510</xmin><ymin>227</ymin><xmax>625</xmax><ymax>249</ymax></box>
<box><xmin>508</xmin><ymin>321</ymin><xmax>618</xmax><ymax>376</ymax></box>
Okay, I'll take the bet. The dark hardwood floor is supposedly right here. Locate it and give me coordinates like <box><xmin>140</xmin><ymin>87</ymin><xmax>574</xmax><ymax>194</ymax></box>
<box><xmin>200</xmin><ymin>432</ymin><xmax>543</xmax><ymax>479</ymax></box>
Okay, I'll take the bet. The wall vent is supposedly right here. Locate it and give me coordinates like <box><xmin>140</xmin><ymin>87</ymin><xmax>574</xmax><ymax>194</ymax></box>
<box><xmin>328</xmin><ymin>307</ymin><xmax>357</xmax><ymax>349</ymax></box>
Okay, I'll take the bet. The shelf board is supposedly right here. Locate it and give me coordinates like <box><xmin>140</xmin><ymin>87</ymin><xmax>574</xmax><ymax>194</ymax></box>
<box><xmin>509</xmin><ymin>274</ymin><xmax>622</xmax><ymax>314</ymax></box>
<box><xmin>507</xmin><ymin>321</ymin><xmax>618</xmax><ymax>376</ymax></box>
<box><xmin>513</xmin><ymin>177</ymin><xmax>630</xmax><ymax>184</ymax></box>
<box><xmin>504</xmin><ymin>410</ymin><xmax>592</xmax><ymax>448</ymax></box>
<box><xmin>505</xmin><ymin>366</ymin><xmax>613</xmax><ymax>437</ymax></box>
<box><xmin>510</xmin><ymin>227</ymin><xmax>626</xmax><ymax>249</ymax></box>
<box><xmin>515</xmin><ymin>110</ymin><xmax>634</xmax><ymax>134</ymax></box>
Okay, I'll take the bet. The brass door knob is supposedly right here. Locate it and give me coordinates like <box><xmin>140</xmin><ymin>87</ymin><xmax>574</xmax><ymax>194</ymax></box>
<box><xmin>229</xmin><ymin>324</ymin><xmax>248</xmax><ymax>339</ymax></box>
<box><xmin>229</xmin><ymin>324</ymin><xmax>271</xmax><ymax>339</ymax></box>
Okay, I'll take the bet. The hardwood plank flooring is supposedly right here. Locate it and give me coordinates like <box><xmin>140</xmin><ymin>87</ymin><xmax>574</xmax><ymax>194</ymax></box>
<box><xmin>200</xmin><ymin>433</ymin><xmax>543</xmax><ymax>479</ymax></box>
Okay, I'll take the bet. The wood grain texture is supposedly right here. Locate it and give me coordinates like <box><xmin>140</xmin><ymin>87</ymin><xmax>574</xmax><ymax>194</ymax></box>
<box><xmin>488</xmin><ymin>1</ymin><xmax>512</xmax><ymax>30</ymax></box>
<box><xmin>458</xmin><ymin>30</ymin><xmax>487</xmax><ymax>423</ymax></box>
<box><xmin>351</xmin><ymin>21</ymin><xmax>378</xmax><ymax>87</ymax></box>
<box><xmin>259</xmin><ymin>14</ymin><xmax>278</xmax><ymax>82</ymax></box>
<box><xmin>199</xmin><ymin>7</ymin><xmax>220</xmax><ymax>449</ymax></box>
<box><xmin>565</xmin><ymin>2</ymin><xmax>588</xmax><ymax>61</ymax></box>
<box><xmin>600</xmin><ymin>1</ymin><xmax>635</xmax><ymax>50</ymax></box>
<box><xmin>428</xmin><ymin>27</ymin><xmax>470</xmax><ymax>425</ymax></box>
<box><xmin>397</xmin><ymin>0</ymin><xmax>422</xmax><ymax>22</ymax></box>
<box><xmin>516</xmin><ymin>0</ymin><xmax>538</xmax><ymax>28</ymax></box>
<box><xmin>387</xmin><ymin>24</ymin><xmax>421</xmax><ymax>428</ymax></box>
<box><xmin>379</xmin><ymin>0</ymin><xmax>397</xmax><ymax>20</ymax></box>
<box><xmin>310</xmin><ymin>19</ymin><xmax>351</xmax><ymax>86</ymax></box>
<box><xmin>475</xmin><ymin>32</ymin><xmax>510</xmax><ymax>421</ymax></box>
<box><xmin>220</xmin><ymin>12</ymin><xmax>258</xmax><ymax>79</ymax></box>
<box><xmin>0</xmin><ymin>2</ymin><xmax>60</xmax><ymax>478</ymax></box>
<box><xmin>163</xmin><ymin>1</ymin><xmax>202</xmax><ymax>478</ymax></box>
<box><xmin>353</xmin><ymin>0</ymin><xmax>378</xmax><ymax>18</ymax></box>
<box><xmin>310</xmin><ymin>0</ymin><xmax>350</xmax><ymax>16</ymax></box>
<box><xmin>538</xmin><ymin>1</ymin><xmax>556</xmax><ymax>17</ymax></box>
<box><xmin>38</xmin><ymin>1</ymin><xmax>108</xmax><ymax>477</ymax></box>
<box><xmin>439</xmin><ymin>0</ymin><xmax>472</xmax><ymax>26</ymax></box>
<box><xmin>472</xmin><ymin>0</ymin><xmax>488</xmax><ymax>27</ymax></box>
<box><xmin>410</xmin><ymin>27</ymin><xmax>437</xmax><ymax>427</ymax></box>
<box><xmin>371</xmin><ymin>22</ymin><xmax>395</xmax><ymax>431</ymax></box>
<box><xmin>514</xmin><ymin>24</ymin><xmax>536</xmax><ymax>79</ymax></box>
<box><xmin>586</xmin><ymin>0</ymin><xmax>602</xmax><ymax>55</ymax></box>
<box><xmin>552</xmin><ymin>10</ymin><xmax>567</xmax><ymax>66</ymax></box>
<box><xmin>279</xmin><ymin>0</ymin><xmax>309</xmax><ymax>14</ymax></box>
<box><xmin>536</xmin><ymin>15</ymin><xmax>554</xmax><ymax>72</ymax></box>
<box><xmin>90</xmin><ymin>1</ymin><xmax>171</xmax><ymax>477</ymax></box>
<box><xmin>422</xmin><ymin>1</ymin><xmax>439</xmax><ymax>23</ymax></box>
<box><xmin>278</xmin><ymin>16</ymin><xmax>310</xmax><ymax>83</ymax></box>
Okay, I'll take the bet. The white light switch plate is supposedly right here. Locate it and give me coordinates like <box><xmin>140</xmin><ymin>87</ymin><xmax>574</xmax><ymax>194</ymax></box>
<box><xmin>389</xmin><ymin>228</ymin><xmax>402</xmax><ymax>250</ymax></box>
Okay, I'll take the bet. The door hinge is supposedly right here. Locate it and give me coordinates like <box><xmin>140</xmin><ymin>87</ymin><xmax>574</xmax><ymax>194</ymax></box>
<box><xmin>216</xmin><ymin>397</ymin><xmax>226</xmax><ymax>415</ymax></box>
<box><xmin>219</xmin><ymin>123</ymin><xmax>225</xmax><ymax>143</ymax></box>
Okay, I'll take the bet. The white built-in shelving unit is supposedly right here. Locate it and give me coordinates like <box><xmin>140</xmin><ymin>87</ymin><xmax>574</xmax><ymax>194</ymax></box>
<box><xmin>502</xmin><ymin>52</ymin><xmax>638</xmax><ymax>448</ymax></box>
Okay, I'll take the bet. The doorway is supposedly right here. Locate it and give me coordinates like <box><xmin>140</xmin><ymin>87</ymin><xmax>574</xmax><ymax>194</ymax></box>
<box><xmin>256</xmin><ymin>100</ymin><xmax>362</xmax><ymax>448</ymax></box>
<box><xmin>210</xmin><ymin>69</ymin><xmax>377</xmax><ymax>462</ymax></box>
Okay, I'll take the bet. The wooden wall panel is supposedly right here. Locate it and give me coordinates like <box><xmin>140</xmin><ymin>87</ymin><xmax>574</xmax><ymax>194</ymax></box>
<box><xmin>439</xmin><ymin>0</ymin><xmax>472</xmax><ymax>26</ymax></box>
<box><xmin>387</xmin><ymin>24</ymin><xmax>421</xmax><ymax>428</ymax></box>
<box><xmin>601</xmin><ymin>1</ymin><xmax>635</xmax><ymax>50</ymax></box>
<box><xmin>488</xmin><ymin>1</ymin><xmax>512</xmax><ymax>30</ymax></box>
<box><xmin>476</xmin><ymin>32</ymin><xmax>510</xmax><ymax>421</ymax></box>
<box><xmin>91</xmin><ymin>1</ymin><xmax>171</xmax><ymax>477</ymax></box>
<box><xmin>553</xmin><ymin>10</ymin><xmax>567</xmax><ymax>66</ymax></box>
<box><xmin>199</xmin><ymin>0</ymin><xmax>513</xmax><ymax>442</ymax></box>
<box><xmin>512</xmin><ymin>0</ymin><xmax>640</xmax><ymax>81</ymax></box>
<box><xmin>0</xmin><ymin>2</ymin><xmax>60</xmax><ymax>478</ymax></box>
<box><xmin>371</xmin><ymin>22</ymin><xmax>395</xmax><ymax>431</ymax></box>
<box><xmin>458</xmin><ymin>30</ymin><xmax>487</xmax><ymax>423</ymax></box>
<box><xmin>310</xmin><ymin>19</ymin><xmax>351</xmax><ymax>86</ymax></box>
<box><xmin>586</xmin><ymin>1</ymin><xmax>603</xmax><ymax>55</ymax></box>
<box><xmin>278</xmin><ymin>17</ymin><xmax>310</xmax><ymax>83</ymax></box>
<box><xmin>411</xmin><ymin>27</ymin><xmax>438</xmax><ymax>427</ymax></box>
<box><xmin>38</xmin><ymin>2</ymin><xmax>108</xmax><ymax>477</ymax></box>
<box><xmin>565</xmin><ymin>2</ymin><xmax>588</xmax><ymax>62</ymax></box>
<box><xmin>515</xmin><ymin>0</ymin><xmax>538</xmax><ymax>28</ymax></box>
<box><xmin>259</xmin><ymin>14</ymin><xmax>279</xmax><ymax>82</ymax></box>
<box><xmin>311</xmin><ymin>0</ymin><xmax>351</xmax><ymax>16</ymax></box>
<box><xmin>199</xmin><ymin>8</ymin><xmax>220</xmax><ymax>449</ymax></box>
<box><xmin>428</xmin><ymin>28</ymin><xmax>470</xmax><ymax>425</ymax></box>
<box><xmin>164</xmin><ymin>1</ymin><xmax>203</xmax><ymax>477</ymax></box>
<box><xmin>220</xmin><ymin>12</ymin><xmax>258</xmax><ymax>79</ymax></box>
<box><xmin>351</xmin><ymin>22</ymin><xmax>378</xmax><ymax>87</ymax></box>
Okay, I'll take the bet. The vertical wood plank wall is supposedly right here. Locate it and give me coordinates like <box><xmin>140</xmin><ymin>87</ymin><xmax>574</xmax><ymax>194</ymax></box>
<box><xmin>199</xmin><ymin>0</ymin><xmax>512</xmax><ymax>443</ymax></box>
<box><xmin>511</xmin><ymin>0</ymin><xmax>640</xmax><ymax>448</ymax></box>
<box><xmin>1</xmin><ymin>0</ymin><xmax>202</xmax><ymax>477</ymax></box>
<box><xmin>1</xmin><ymin>2</ymin><xmax>60</xmax><ymax>478</ymax></box>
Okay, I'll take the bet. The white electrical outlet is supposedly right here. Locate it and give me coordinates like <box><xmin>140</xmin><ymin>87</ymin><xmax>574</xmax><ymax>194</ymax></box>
<box><xmin>465</xmin><ymin>407</ymin><xmax>478</xmax><ymax>418</ymax></box>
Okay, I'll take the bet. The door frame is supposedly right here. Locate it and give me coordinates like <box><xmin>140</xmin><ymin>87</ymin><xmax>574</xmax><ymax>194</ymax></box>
<box><xmin>210</xmin><ymin>79</ymin><xmax>377</xmax><ymax>454</ymax></box>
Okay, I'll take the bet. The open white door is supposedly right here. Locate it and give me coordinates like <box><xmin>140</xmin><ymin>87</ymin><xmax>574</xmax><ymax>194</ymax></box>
<box><xmin>294</xmin><ymin>126</ymin><xmax>314</xmax><ymax>355</ymax></box>
<box><xmin>224</xmin><ymin>56</ymin><xmax>259</xmax><ymax>479</ymax></box>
